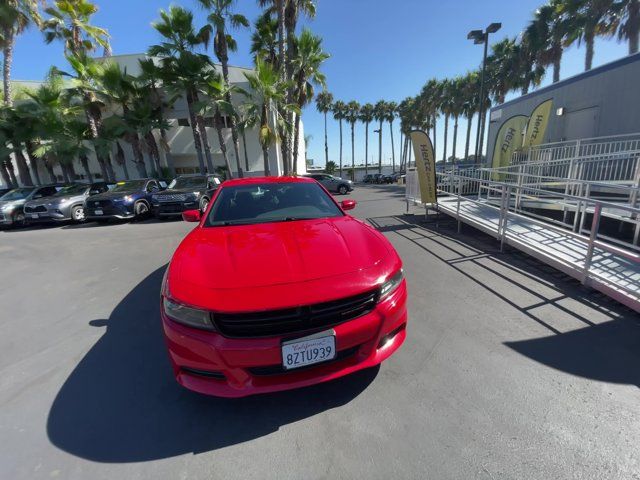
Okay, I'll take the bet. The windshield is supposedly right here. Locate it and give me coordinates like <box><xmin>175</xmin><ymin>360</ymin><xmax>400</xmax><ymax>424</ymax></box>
<box><xmin>168</xmin><ymin>177</ymin><xmax>207</xmax><ymax>190</ymax></box>
<box><xmin>111</xmin><ymin>180</ymin><xmax>146</xmax><ymax>192</ymax></box>
<box><xmin>53</xmin><ymin>184</ymin><xmax>88</xmax><ymax>197</ymax></box>
<box><xmin>206</xmin><ymin>182</ymin><xmax>343</xmax><ymax>226</ymax></box>
<box><xmin>1</xmin><ymin>188</ymin><xmax>35</xmax><ymax>201</ymax></box>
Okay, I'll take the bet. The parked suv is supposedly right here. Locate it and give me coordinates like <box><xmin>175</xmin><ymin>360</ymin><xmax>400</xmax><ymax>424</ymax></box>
<box><xmin>304</xmin><ymin>173</ymin><xmax>353</xmax><ymax>194</ymax></box>
<box><xmin>0</xmin><ymin>184</ymin><xmax>68</xmax><ymax>228</ymax></box>
<box><xmin>151</xmin><ymin>174</ymin><xmax>221</xmax><ymax>218</ymax></box>
<box><xmin>24</xmin><ymin>182</ymin><xmax>114</xmax><ymax>224</ymax></box>
<box><xmin>84</xmin><ymin>178</ymin><xmax>166</xmax><ymax>222</ymax></box>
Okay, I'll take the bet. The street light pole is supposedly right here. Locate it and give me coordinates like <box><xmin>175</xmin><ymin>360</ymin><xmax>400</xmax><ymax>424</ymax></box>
<box><xmin>468</xmin><ymin>23</ymin><xmax>501</xmax><ymax>165</ymax></box>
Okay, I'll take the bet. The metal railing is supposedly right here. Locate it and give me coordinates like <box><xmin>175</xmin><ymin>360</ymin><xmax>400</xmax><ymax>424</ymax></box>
<box><xmin>434</xmin><ymin>171</ymin><xmax>640</xmax><ymax>305</ymax></box>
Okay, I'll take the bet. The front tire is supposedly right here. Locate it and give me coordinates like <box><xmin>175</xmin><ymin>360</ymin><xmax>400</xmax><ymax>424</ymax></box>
<box><xmin>71</xmin><ymin>205</ymin><xmax>86</xmax><ymax>223</ymax></box>
<box><xmin>134</xmin><ymin>201</ymin><xmax>149</xmax><ymax>220</ymax></box>
<box><xmin>12</xmin><ymin>212</ymin><xmax>26</xmax><ymax>228</ymax></box>
<box><xmin>200</xmin><ymin>197</ymin><xmax>210</xmax><ymax>213</ymax></box>
<box><xmin>338</xmin><ymin>185</ymin><xmax>348</xmax><ymax>195</ymax></box>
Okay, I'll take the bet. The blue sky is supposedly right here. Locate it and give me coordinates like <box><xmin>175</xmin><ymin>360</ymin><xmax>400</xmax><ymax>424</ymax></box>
<box><xmin>10</xmin><ymin>0</ymin><xmax>632</xmax><ymax>167</ymax></box>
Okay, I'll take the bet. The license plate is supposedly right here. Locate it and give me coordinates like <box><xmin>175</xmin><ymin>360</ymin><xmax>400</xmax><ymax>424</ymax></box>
<box><xmin>30</xmin><ymin>214</ymin><xmax>38</xmax><ymax>219</ymax></box>
<box><xmin>94</xmin><ymin>209</ymin><xmax>103</xmax><ymax>215</ymax></box>
<box><xmin>282</xmin><ymin>330</ymin><xmax>336</xmax><ymax>370</ymax></box>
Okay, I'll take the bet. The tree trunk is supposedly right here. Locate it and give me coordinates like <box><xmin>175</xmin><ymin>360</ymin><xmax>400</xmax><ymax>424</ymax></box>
<box><xmin>350</xmin><ymin>123</ymin><xmax>355</xmax><ymax>181</ymax></box>
<box><xmin>339</xmin><ymin>119</ymin><xmax>343</xmax><ymax>177</ymax></box>
<box><xmin>479</xmin><ymin>110</ymin><xmax>487</xmax><ymax>162</ymax></box>
<box><xmin>6</xmin><ymin>160</ymin><xmax>18</xmax><ymax>186</ymax></box>
<box><xmin>116</xmin><ymin>141</ymin><xmax>130</xmax><ymax>180</ymax></box>
<box><xmin>2</xmin><ymin>27</ymin><xmax>15</xmax><ymax>106</ymax></box>
<box><xmin>196</xmin><ymin>116</ymin><xmax>215</xmax><ymax>174</ymax></box>
<box><xmin>585</xmin><ymin>30</ymin><xmax>594</xmax><ymax>71</ymax></box>
<box><xmin>293</xmin><ymin>111</ymin><xmax>301</xmax><ymax>174</ymax></box>
<box><xmin>522</xmin><ymin>83</ymin><xmax>529</xmax><ymax>95</ymax></box>
<box><xmin>432</xmin><ymin>115</ymin><xmax>437</xmax><ymax>158</ymax></box>
<box><xmin>629</xmin><ymin>0</ymin><xmax>640</xmax><ymax>54</ymax></box>
<box><xmin>67</xmin><ymin>161</ymin><xmax>77</xmax><ymax>179</ymax></box>
<box><xmin>159</xmin><ymin>128</ymin><xmax>175</xmax><ymax>177</ymax></box>
<box><xmin>215</xmin><ymin>110</ymin><xmax>233</xmax><ymax>179</ymax></box>
<box><xmin>452</xmin><ymin>116</ymin><xmax>459</xmax><ymax>162</ymax></box>
<box><xmin>442</xmin><ymin>114</ymin><xmax>449</xmax><ymax>163</ymax></box>
<box><xmin>25</xmin><ymin>142</ymin><xmax>41</xmax><ymax>185</ymax></box>
<box><xmin>60</xmin><ymin>163</ymin><xmax>70</xmax><ymax>183</ymax></box>
<box><xmin>1</xmin><ymin>161</ymin><xmax>14</xmax><ymax>188</ymax></box>
<box><xmin>219</xmin><ymin>52</ymin><xmax>244</xmax><ymax>178</ymax></box>
<box><xmin>13</xmin><ymin>149</ymin><xmax>33</xmax><ymax>186</ymax></box>
<box><xmin>261</xmin><ymin>105</ymin><xmax>271</xmax><ymax>176</ymax></box>
<box><xmin>186</xmin><ymin>89</ymin><xmax>207</xmax><ymax>174</ymax></box>
<box><xmin>553</xmin><ymin>54</ymin><xmax>561</xmax><ymax>83</ymax></box>
<box><xmin>145</xmin><ymin>132</ymin><xmax>162</xmax><ymax>175</ymax></box>
<box><xmin>241</xmin><ymin>130</ymin><xmax>250</xmax><ymax>172</ymax></box>
<box><xmin>324</xmin><ymin>111</ymin><xmax>329</xmax><ymax>167</ymax></box>
<box><xmin>44</xmin><ymin>157</ymin><xmax>56</xmax><ymax>183</ymax></box>
<box><xmin>389</xmin><ymin>120</ymin><xmax>396</xmax><ymax>173</ymax></box>
<box><xmin>80</xmin><ymin>154</ymin><xmax>93</xmax><ymax>183</ymax></box>
<box><xmin>465</xmin><ymin>114</ymin><xmax>473</xmax><ymax>160</ymax></box>
<box><xmin>378</xmin><ymin>119</ymin><xmax>383</xmax><ymax>174</ymax></box>
<box><xmin>129</xmin><ymin>133</ymin><xmax>149</xmax><ymax>178</ymax></box>
<box><xmin>364</xmin><ymin>122</ymin><xmax>369</xmax><ymax>176</ymax></box>
<box><xmin>276</xmin><ymin>0</ymin><xmax>289</xmax><ymax>174</ymax></box>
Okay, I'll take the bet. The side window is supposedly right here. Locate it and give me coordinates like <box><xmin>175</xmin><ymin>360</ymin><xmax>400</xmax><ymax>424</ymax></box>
<box><xmin>323</xmin><ymin>175</ymin><xmax>333</xmax><ymax>181</ymax></box>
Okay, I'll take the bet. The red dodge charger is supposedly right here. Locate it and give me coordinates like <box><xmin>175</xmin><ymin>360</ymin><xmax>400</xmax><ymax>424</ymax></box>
<box><xmin>161</xmin><ymin>176</ymin><xmax>407</xmax><ymax>397</ymax></box>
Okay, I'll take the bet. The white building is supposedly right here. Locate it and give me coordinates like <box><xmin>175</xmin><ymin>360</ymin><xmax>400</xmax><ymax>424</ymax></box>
<box><xmin>2</xmin><ymin>53</ymin><xmax>306</xmax><ymax>187</ymax></box>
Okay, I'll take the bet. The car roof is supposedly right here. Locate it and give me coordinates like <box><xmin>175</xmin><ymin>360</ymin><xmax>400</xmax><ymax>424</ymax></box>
<box><xmin>222</xmin><ymin>176</ymin><xmax>315</xmax><ymax>187</ymax></box>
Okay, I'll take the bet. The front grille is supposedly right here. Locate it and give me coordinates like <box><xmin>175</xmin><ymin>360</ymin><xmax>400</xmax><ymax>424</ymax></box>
<box><xmin>156</xmin><ymin>193</ymin><xmax>188</xmax><ymax>202</ymax></box>
<box><xmin>214</xmin><ymin>289</ymin><xmax>380</xmax><ymax>338</ymax></box>
<box><xmin>248</xmin><ymin>344</ymin><xmax>361</xmax><ymax>376</ymax></box>
<box><xmin>158</xmin><ymin>203</ymin><xmax>187</xmax><ymax>212</ymax></box>
<box><xmin>24</xmin><ymin>205</ymin><xmax>47</xmax><ymax>213</ymax></box>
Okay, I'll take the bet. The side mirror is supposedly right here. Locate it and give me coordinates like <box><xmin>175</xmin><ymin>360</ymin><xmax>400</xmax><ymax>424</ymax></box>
<box><xmin>341</xmin><ymin>199</ymin><xmax>357</xmax><ymax>211</ymax></box>
<box><xmin>182</xmin><ymin>209</ymin><xmax>201</xmax><ymax>222</ymax></box>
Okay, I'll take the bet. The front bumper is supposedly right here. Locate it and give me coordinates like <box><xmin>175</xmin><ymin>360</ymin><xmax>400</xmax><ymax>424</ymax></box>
<box><xmin>85</xmin><ymin>203</ymin><xmax>135</xmax><ymax>220</ymax></box>
<box><xmin>152</xmin><ymin>201</ymin><xmax>199</xmax><ymax>216</ymax></box>
<box><xmin>161</xmin><ymin>281</ymin><xmax>408</xmax><ymax>398</ymax></box>
<box><xmin>24</xmin><ymin>205</ymin><xmax>73</xmax><ymax>223</ymax></box>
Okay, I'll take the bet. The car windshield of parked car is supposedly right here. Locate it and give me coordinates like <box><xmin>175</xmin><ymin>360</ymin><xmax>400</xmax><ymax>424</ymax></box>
<box><xmin>206</xmin><ymin>182</ymin><xmax>343</xmax><ymax>226</ymax></box>
<box><xmin>53</xmin><ymin>184</ymin><xmax>87</xmax><ymax>196</ymax></box>
<box><xmin>111</xmin><ymin>180</ymin><xmax>146</xmax><ymax>192</ymax></box>
<box><xmin>1</xmin><ymin>188</ymin><xmax>35</xmax><ymax>201</ymax></box>
<box><xmin>168</xmin><ymin>177</ymin><xmax>207</xmax><ymax>190</ymax></box>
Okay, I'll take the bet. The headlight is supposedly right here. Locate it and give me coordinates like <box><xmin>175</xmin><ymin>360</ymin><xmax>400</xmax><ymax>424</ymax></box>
<box><xmin>2</xmin><ymin>203</ymin><xmax>15</xmax><ymax>212</ymax></box>
<box><xmin>379</xmin><ymin>269</ymin><xmax>404</xmax><ymax>301</ymax></box>
<box><xmin>192</xmin><ymin>191</ymin><xmax>201</xmax><ymax>198</ymax></box>
<box><xmin>123</xmin><ymin>195</ymin><xmax>135</xmax><ymax>204</ymax></box>
<box><xmin>163</xmin><ymin>297</ymin><xmax>215</xmax><ymax>331</ymax></box>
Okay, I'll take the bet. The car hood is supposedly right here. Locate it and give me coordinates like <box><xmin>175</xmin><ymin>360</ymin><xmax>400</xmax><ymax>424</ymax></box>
<box><xmin>155</xmin><ymin>188</ymin><xmax>201</xmax><ymax>195</ymax></box>
<box><xmin>168</xmin><ymin>216</ymin><xmax>399</xmax><ymax>311</ymax></box>
<box><xmin>89</xmin><ymin>191</ymin><xmax>139</xmax><ymax>201</ymax></box>
<box><xmin>26</xmin><ymin>194</ymin><xmax>85</xmax><ymax>207</ymax></box>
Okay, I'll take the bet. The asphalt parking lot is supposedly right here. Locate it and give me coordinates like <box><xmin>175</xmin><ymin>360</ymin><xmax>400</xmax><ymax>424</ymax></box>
<box><xmin>1</xmin><ymin>184</ymin><xmax>639</xmax><ymax>480</ymax></box>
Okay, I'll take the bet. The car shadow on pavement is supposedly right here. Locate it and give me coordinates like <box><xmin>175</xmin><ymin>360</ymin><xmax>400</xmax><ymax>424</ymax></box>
<box><xmin>369</xmin><ymin>214</ymin><xmax>640</xmax><ymax>388</ymax></box>
<box><xmin>46</xmin><ymin>266</ymin><xmax>378</xmax><ymax>463</ymax></box>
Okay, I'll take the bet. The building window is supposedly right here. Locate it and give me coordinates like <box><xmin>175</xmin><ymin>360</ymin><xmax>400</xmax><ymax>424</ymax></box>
<box><xmin>177</xmin><ymin>118</ymin><xmax>190</xmax><ymax>127</ymax></box>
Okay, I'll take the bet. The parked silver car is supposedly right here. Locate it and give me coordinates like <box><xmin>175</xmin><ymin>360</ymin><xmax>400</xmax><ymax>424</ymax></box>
<box><xmin>24</xmin><ymin>182</ymin><xmax>114</xmax><ymax>224</ymax></box>
<box><xmin>304</xmin><ymin>174</ymin><xmax>354</xmax><ymax>195</ymax></box>
<box><xmin>0</xmin><ymin>184</ymin><xmax>68</xmax><ymax>228</ymax></box>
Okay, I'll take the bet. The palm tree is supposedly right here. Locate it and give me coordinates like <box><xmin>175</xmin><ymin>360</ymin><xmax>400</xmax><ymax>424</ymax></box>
<box><xmin>461</xmin><ymin>71</ymin><xmax>479</xmax><ymax>160</ymax></box>
<box><xmin>242</xmin><ymin>58</ymin><xmax>295</xmax><ymax>175</ymax></box>
<box><xmin>448</xmin><ymin>77</ymin><xmax>466</xmax><ymax>163</ymax></box>
<box><xmin>419</xmin><ymin>79</ymin><xmax>439</xmax><ymax>155</ymax></box>
<box><xmin>43</xmin><ymin>1</ymin><xmax>115</xmax><ymax>180</ymax></box>
<box><xmin>315</xmin><ymin>90</ymin><xmax>333</xmax><ymax>167</ymax></box>
<box><xmin>564</xmin><ymin>0</ymin><xmax>616</xmax><ymax>71</ymax></box>
<box><xmin>345</xmin><ymin>100</ymin><xmax>360</xmax><ymax>180</ymax></box>
<box><xmin>0</xmin><ymin>106</ymin><xmax>34</xmax><ymax>184</ymax></box>
<box><xmin>198</xmin><ymin>0</ymin><xmax>249</xmax><ymax>178</ymax></box>
<box><xmin>290</xmin><ymin>28</ymin><xmax>328</xmax><ymax>173</ymax></box>
<box><xmin>439</xmin><ymin>79</ymin><xmax>453</xmax><ymax>163</ymax></box>
<box><xmin>517</xmin><ymin>29</ymin><xmax>546</xmax><ymax>94</ymax></box>
<box><xmin>527</xmin><ymin>0</ymin><xmax>570</xmax><ymax>83</ymax></box>
<box><xmin>613</xmin><ymin>0</ymin><xmax>640</xmax><ymax>54</ymax></box>
<box><xmin>149</xmin><ymin>5</ymin><xmax>211</xmax><ymax>175</ymax></box>
<box><xmin>0</xmin><ymin>0</ymin><xmax>42</xmax><ymax>106</ymax></box>
<box><xmin>373</xmin><ymin>100</ymin><xmax>386</xmax><ymax>174</ymax></box>
<box><xmin>385</xmin><ymin>101</ymin><xmax>398</xmax><ymax>172</ymax></box>
<box><xmin>332</xmin><ymin>100</ymin><xmax>347</xmax><ymax>177</ymax></box>
<box><xmin>251</xmin><ymin>11</ymin><xmax>278</xmax><ymax>67</ymax></box>
<box><xmin>359</xmin><ymin>103</ymin><xmax>374</xmax><ymax>175</ymax></box>
<box><xmin>487</xmin><ymin>37</ymin><xmax>520</xmax><ymax>104</ymax></box>
<box><xmin>235</xmin><ymin>105</ymin><xmax>252</xmax><ymax>172</ymax></box>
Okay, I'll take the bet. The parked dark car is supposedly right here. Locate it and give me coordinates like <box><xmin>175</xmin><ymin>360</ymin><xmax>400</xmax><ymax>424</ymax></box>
<box><xmin>381</xmin><ymin>174</ymin><xmax>394</xmax><ymax>184</ymax></box>
<box><xmin>24</xmin><ymin>181</ymin><xmax>115</xmax><ymax>224</ymax></box>
<box><xmin>0</xmin><ymin>184</ymin><xmax>69</xmax><ymax>228</ymax></box>
<box><xmin>151</xmin><ymin>174</ymin><xmax>221</xmax><ymax>218</ymax></box>
<box><xmin>362</xmin><ymin>174</ymin><xmax>375</xmax><ymax>183</ymax></box>
<box><xmin>303</xmin><ymin>173</ymin><xmax>353</xmax><ymax>194</ymax></box>
<box><xmin>84</xmin><ymin>178</ymin><xmax>166</xmax><ymax>222</ymax></box>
